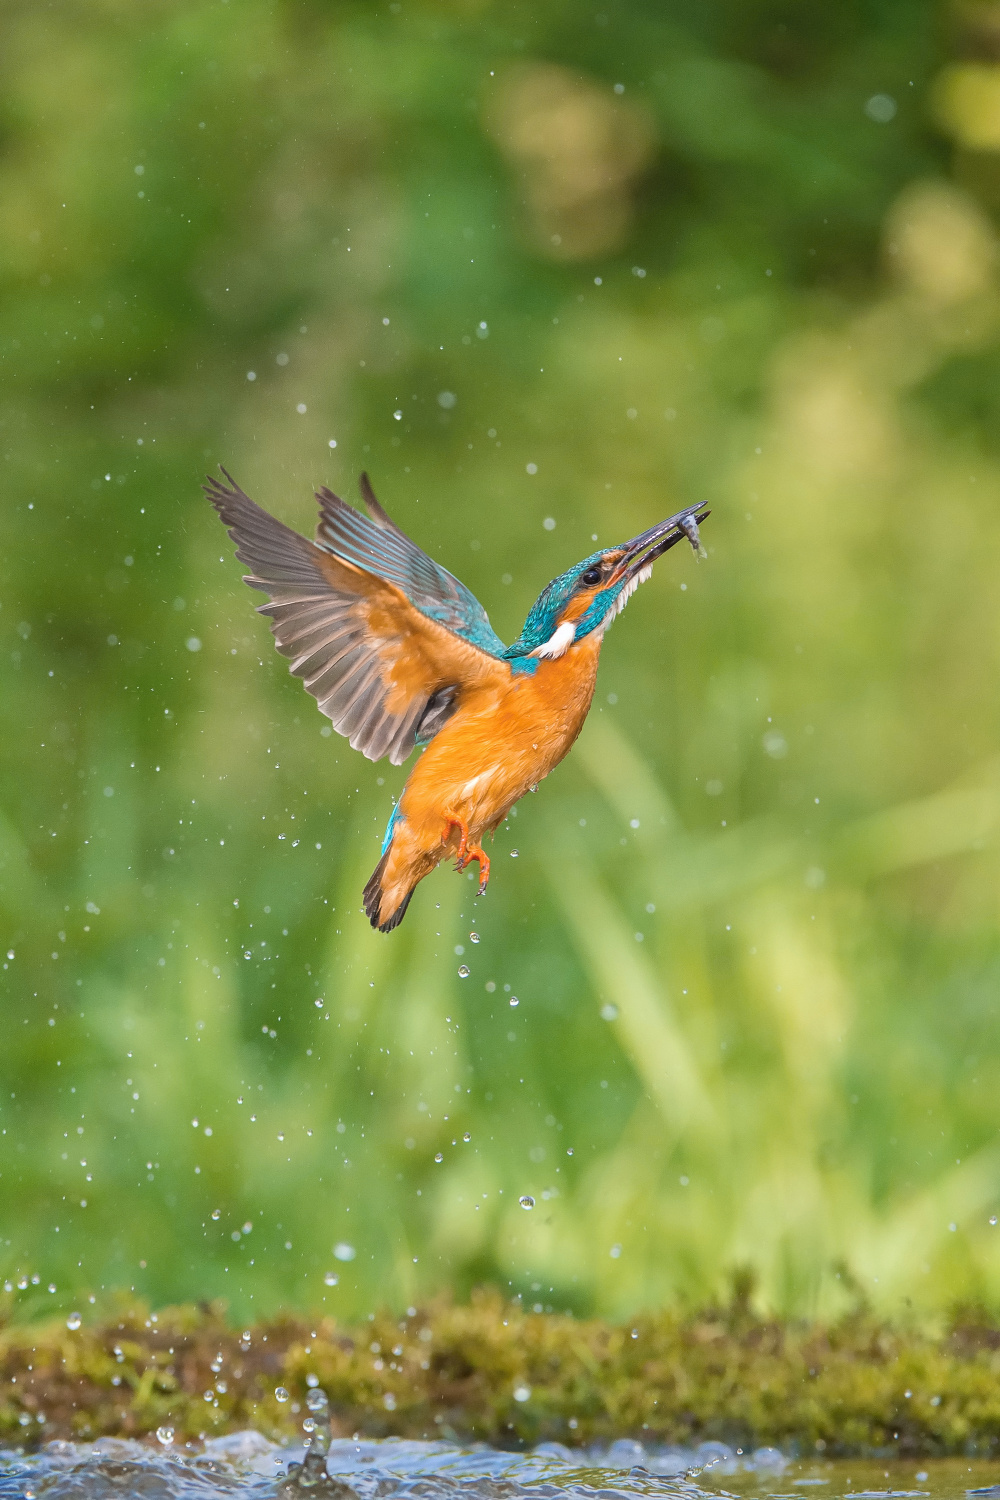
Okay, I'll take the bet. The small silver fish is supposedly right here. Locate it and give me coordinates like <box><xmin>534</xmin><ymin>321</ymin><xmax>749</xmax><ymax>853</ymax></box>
<box><xmin>679</xmin><ymin>513</ymin><xmax>706</xmax><ymax>558</ymax></box>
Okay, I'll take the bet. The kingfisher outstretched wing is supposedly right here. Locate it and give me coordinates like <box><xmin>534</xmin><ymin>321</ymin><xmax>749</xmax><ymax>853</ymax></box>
<box><xmin>205</xmin><ymin>469</ymin><xmax>508</xmax><ymax>765</ymax></box>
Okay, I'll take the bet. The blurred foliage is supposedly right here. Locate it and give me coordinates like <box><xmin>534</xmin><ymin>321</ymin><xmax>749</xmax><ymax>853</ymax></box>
<box><xmin>12</xmin><ymin>1291</ymin><xmax>1000</xmax><ymax>1454</ymax></box>
<box><xmin>4</xmin><ymin>0</ymin><xmax>1000</xmax><ymax>1328</ymax></box>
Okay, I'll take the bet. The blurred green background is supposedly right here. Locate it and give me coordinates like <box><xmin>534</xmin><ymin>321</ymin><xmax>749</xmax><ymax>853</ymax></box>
<box><xmin>5</xmin><ymin>0</ymin><xmax>1000</xmax><ymax>1330</ymax></box>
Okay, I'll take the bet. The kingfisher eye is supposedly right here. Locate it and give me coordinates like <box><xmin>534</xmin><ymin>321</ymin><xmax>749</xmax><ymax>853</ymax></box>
<box><xmin>580</xmin><ymin>567</ymin><xmax>602</xmax><ymax>586</ymax></box>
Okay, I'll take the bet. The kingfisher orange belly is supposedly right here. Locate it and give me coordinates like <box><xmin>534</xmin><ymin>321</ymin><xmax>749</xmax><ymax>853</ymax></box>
<box><xmin>207</xmin><ymin>468</ymin><xmax>708</xmax><ymax>931</ymax></box>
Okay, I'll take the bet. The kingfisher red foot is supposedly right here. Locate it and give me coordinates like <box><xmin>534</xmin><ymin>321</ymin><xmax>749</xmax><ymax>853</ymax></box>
<box><xmin>207</xmin><ymin>467</ymin><xmax>709</xmax><ymax>932</ymax></box>
<box><xmin>442</xmin><ymin>811</ymin><xmax>470</xmax><ymax>865</ymax></box>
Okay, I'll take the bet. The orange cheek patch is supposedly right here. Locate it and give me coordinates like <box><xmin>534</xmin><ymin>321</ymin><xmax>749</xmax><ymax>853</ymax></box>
<box><xmin>560</xmin><ymin>590</ymin><xmax>599</xmax><ymax>626</ymax></box>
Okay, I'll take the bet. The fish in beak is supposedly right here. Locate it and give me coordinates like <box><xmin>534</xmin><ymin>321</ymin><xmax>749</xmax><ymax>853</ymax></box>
<box><xmin>613</xmin><ymin>502</ymin><xmax>710</xmax><ymax>585</ymax></box>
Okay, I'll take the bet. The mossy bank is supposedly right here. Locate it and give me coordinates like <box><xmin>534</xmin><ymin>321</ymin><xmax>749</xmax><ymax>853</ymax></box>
<box><xmin>4</xmin><ymin>1289</ymin><xmax>1000</xmax><ymax>1456</ymax></box>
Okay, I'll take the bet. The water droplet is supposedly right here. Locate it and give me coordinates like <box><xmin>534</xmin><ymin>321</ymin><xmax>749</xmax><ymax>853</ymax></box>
<box><xmin>302</xmin><ymin>1417</ymin><xmax>316</xmax><ymax>1433</ymax></box>
<box><xmin>463</xmin><ymin>1132</ymin><xmax>471</xmax><ymax>1142</ymax></box>
<box><xmin>324</xmin><ymin>1271</ymin><xmax>339</xmax><ymax>1286</ymax></box>
<box><xmin>156</xmin><ymin>1426</ymin><xmax>174</xmax><ymax>1446</ymax></box>
<box><xmin>307</xmin><ymin>1388</ymin><xmax>329</xmax><ymax>1412</ymax></box>
<box><xmin>434</xmin><ymin>1152</ymin><xmax>444</xmax><ymax>1163</ymax></box>
<box><xmin>333</xmin><ymin>1242</ymin><xmax>356</xmax><ymax>1261</ymax></box>
<box><xmin>510</xmin><ymin>849</ymin><xmax>519</xmax><ymax>858</ymax></box>
<box><xmin>66</xmin><ymin>1312</ymin><xmax>81</xmax><ymax>1331</ymax></box>
<box><xmin>244</xmin><ymin>950</ymin><xmax>252</xmax><ymax>960</ymax></box>
<box><xmin>513</xmin><ymin>1383</ymin><xmax>532</xmax><ymax>1401</ymax></box>
<box><xmin>865</xmin><ymin>92</ymin><xmax>897</xmax><ymax>122</ymax></box>
<box><xmin>469</xmin><ymin>932</ymin><xmax>480</xmax><ymax>943</ymax></box>
<box><xmin>211</xmin><ymin>1208</ymin><xmax>221</xmax><ymax>1220</ymax></box>
<box><xmin>393</xmin><ymin>410</ymin><xmax>403</xmax><ymax>420</ymax></box>
<box><xmin>458</xmin><ymin>964</ymin><xmax>470</xmax><ymax>978</ymax></box>
<box><xmin>600</xmin><ymin>1003</ymin><xmax>618</xmax><ymax>1021</ymax></box>
<box><xmin>519</xmin><ymin>1195</ymin><xmax>535</xmax><ymax>1210</ymax></box>
<box><xmin>275</xmin><ymin>1386</ymin><xmax>290</xmax><ymax>1403</ymax></box>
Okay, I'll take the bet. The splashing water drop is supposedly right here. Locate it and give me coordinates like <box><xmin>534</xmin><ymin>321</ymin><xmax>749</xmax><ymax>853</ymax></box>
<box><xmin>66</xmin><ymin>1312</ymin><xmax>81</xmax><ymax>1331</ymax></box>
<box><xmin>509</xmin><ymin>996</ymin><xmax>519</xmax><ymax>1007</ymax></box>
<box><xmin>282</xmin><ymin>1394</ymin><xmax>335</xmax><ymax>1496</ymax></box>
<box><xmin>211</xmin><ymin>1208</ymin><xmax>221</xmax><ymax>1220</ymax></box>
<box><xmin>463</xmin><ymin>1132</ymin><xmax>471</xmax><ymax>1141</ymax></box>
<box><xmin>510</xmin><ymin>849</ymin><xmax>519</xmax><ymax>858</ymax></box>
<box><xmin>519</xmin><ymin>1195</ymin><xmax>535</xmax><ymax>1210</ymax></box>
<box><xmin>275</xmin><ymin>1386</ymin><xmax>290</xmax><ymax>1403</ymax></box>
<box><xmin>469</xmin><ymin>932</ymin><xmax>480</xmax><ymax>943</ymax></box>
<box><xmin>434</xmin><ymin>1152</ymin><xmax>444</xmax><ymax>1162</ymax></box>
<box><xmin>156</xmin><ymin>1426</ymin><xmax>174</xmax><ymax>1446</ymax></box>
<box><xmin>458</xmin><ymin>964</ymin><xmax>470</xmax><ymax>978</ymax></box>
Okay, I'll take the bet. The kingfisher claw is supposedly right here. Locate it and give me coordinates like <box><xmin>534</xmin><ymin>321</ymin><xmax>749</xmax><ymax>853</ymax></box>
<box><xmin>442</xmin><ymin>812</ymin><xmax>469</xmax><ymax>864</ymax></box>
<box><xmin>472</xmin><ymin>848</ymin><xmax>490</xmax><ymax>895</ymax></box>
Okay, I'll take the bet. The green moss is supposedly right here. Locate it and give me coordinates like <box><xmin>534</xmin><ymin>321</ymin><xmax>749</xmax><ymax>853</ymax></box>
<box><xmin>4</xmin><ymin>1290</ymin><xmax>1000</xmax><ymax>1455</ymax></box>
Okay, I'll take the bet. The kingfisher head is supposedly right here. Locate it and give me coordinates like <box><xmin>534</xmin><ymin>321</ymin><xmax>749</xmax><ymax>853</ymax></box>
<box><xmin>504</xmin><ymin>502</ymin><xmax>709</xmax><ymax>665</ymax></box>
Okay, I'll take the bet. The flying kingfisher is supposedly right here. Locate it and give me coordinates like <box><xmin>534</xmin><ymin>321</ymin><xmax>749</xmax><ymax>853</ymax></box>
<box><xmin>207</xmin><ymin>469</ymin><xmax>708</xmax><ymax>931</ymax></box>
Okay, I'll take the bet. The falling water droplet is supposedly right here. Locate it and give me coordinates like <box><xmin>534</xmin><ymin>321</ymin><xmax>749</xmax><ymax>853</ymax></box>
<box><xmin>519</xmin><ymin>1195</ymin><xmax>535</xmax><ymax>1210</ymax></box>
<box><xmin>211</xmin><ymin>1209</ymin><xmax>221</xmax><ymax>1220</ymax></box>
<box><xmin>458</xmin><ymin>964</ymin><xmax>470</xmax><ymax>978</ymax></box>
<box><xmin>469</xmin><ymin>932</ymin><xmax>480</xmax><ymax>943</ymax></box>
<box><xmin>156</xmin><ymin>1426</ymin><xmax>174</xmax><ymax>1446</ymax></box>
<box><xmin>434</xmin><ymin>1152</ymin><xmax>443</xmax><ymax>1163</ymax></box>
<box><xmin>463</xmin><ymin>1132</ymin><xmax>471</xmax><ymax>1141</ymax></box>
<box><xmin>510</xmin><ymin>849</ymin><xmax>519</xmax><ymax>858</ymax></box>
<box><xmin>275</xmin><ymin>1386</ymin><xmax>290</xmax><ymax>1403</ymax></box>
<box><xmin>66</xmin><ymin>1312</ymin><xmax>81</xmax><ymax>1331</ymax></box>
<box><xmin>324</xmin><ymin>1272</ymin><xmax>339</xmax><ymax>1286</ymax></box>
<box><xmin>509</xmin><ymin>996</ymin><xmax>519</xmax><ymax>1007</ymax></box>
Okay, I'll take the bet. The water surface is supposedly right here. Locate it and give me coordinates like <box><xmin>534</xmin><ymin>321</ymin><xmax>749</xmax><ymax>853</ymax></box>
<box><xmin>3</xmin><ymin>1435</ymin><xmax>998</xmax><ymax>1500</ymax></box>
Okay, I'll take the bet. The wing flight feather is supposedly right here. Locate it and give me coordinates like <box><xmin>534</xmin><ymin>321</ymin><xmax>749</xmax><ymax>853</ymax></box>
<box><xmin>205</xmin><ymin>469</ymin><xmax>506</xmax><ymax>765</ymax></box>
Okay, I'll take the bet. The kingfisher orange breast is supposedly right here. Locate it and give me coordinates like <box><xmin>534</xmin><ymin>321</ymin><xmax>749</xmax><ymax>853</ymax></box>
<box><xmin>400</xmin><ymin>632</ymin><xmax>603</xmax><ymax>841</ymax></box>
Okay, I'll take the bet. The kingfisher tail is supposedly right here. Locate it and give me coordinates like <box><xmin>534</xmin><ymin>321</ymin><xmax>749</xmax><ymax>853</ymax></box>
<box><xmin>362</xmin><ymin>850</ymin><xmax>415</xmax><ymax>932</ymax></box>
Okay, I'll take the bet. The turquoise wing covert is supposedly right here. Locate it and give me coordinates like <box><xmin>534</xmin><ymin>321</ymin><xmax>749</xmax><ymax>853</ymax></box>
<box><xmin>315</xmin><ymin>474</ymin><xmax>506</xmax><ymax>658</ymax></box>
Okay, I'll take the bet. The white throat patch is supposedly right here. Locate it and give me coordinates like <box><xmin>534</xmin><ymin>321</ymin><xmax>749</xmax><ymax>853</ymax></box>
<box><xmin>600</xmin><ymin>562</ymin><xmax>653</xmax><ymax>632</ymax></box>
<box><xmin>532</xmin><ymin>619</ymin><xmax>577</xmax><ymax>659</ymax></box>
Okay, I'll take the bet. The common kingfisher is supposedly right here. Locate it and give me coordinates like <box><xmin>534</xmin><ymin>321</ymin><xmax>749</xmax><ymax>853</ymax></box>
<box><xmin>207</xmin><ymin>470</ymin><xmax>708</xmax><ymax>931</ymax></box>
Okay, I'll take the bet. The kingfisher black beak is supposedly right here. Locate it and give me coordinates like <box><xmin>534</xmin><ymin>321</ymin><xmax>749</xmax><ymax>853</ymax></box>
<box><xmin>616</xmin><ymin>502</ymin><xmax>710</xmax><ymax>583</ymax></box>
